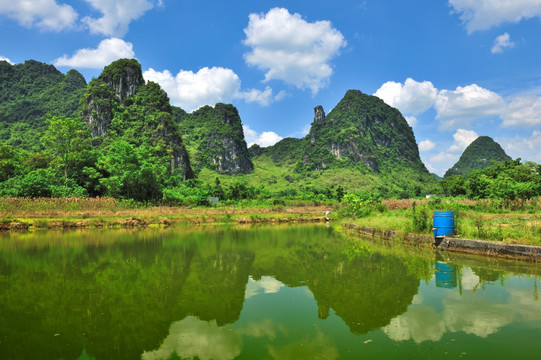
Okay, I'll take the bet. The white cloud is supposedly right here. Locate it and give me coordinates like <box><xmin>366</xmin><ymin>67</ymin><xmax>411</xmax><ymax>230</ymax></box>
<box><xmin>53</xmin><ymin>38</ymin><xmax>135</xmax><ymax>69</ymax></box>
<box><xmin>243</xmin><ymin>7</ymin><xmax>346</xmax><ymax>95</ymax></box>
<box><xmin>240</xmin><ymin>86</ymin><xmax>274</xmax><ymax>106</ymax></box>
<box><xmin>0</xmin><ymin>56</ymin><xmax>13</xmax><ymax>64</ymax></box>
<box><xmin>426</xmin><ymin>129</ymin><xmax>477</xmax><ymax>175</ymax></box>
<box><xmin>435</xmin><ymin>84</ymin><xmax>506</xmax><ymax>129</ymax></box>
<box><xmin>82</xmin><ymin>0</ymin><xmax>155</xmax><ymax>37</ymax></box>
<box><xmin>142</xmin><ymin>317</ymin><xmax>241</xmax><ymax>360</ymax></box>
<box><xmin>449</xmin><ymin>129</ymin><xmax>479</xmax><ymax>152</ymax></box>
<box><xmin>243</xmin><ymin>125</ymin><xmax>283</xmax><ymax>148</ymax></box>
<box><xmin>501</xmin><ymin>130</ymin><xmax>541</xmax><ymax>162</ymax></box>
<box><xmin>430</xmin><ymin>151</ymin><xmax>459</xmax><ymax>165</ymax></box>
<box><xmin>375</xmin><ymin>78</ymin><xmax>541</xmax><ymax>131</ymax></box>
<box><xmin>502</xmin><ymin>96</ymin><xmax>541</xmax><ymax>127</ymax></box>
<box><xmin>404</xmin><ymin>116</ymin><xmax>418</xmax><ymax>127</ymax></box>
<box><xmin>449</xmin><ymin>0</ymin><xmax>541</xmax><ymax>33</ymax></box>
<box><xmin>144</xmin><ymin>67</ymin><xmax>241</xmax><ymax>112</ymax></box>
<box><xmin>491</xmin><ymin>32</ymin><xmax>516</xmax><ymax>54</ymax></box>
<box><xmin>245</xmin><ymin>276</ymin><xmax>285</xmax><ymax>299</ymax></box>
<box><xmin>374</xmin><ymin>78</ymin><xmax>438</xmax><ymax>115</ymax></box>
<box><xmin>144</xmin><ymin>67</ymin><xmax>278</xmax><ymax>112</ymax></box>
<box><xmin>419</xmin><ymin>139</ymin><xmax>436</xmax><ymax>151</ymax></box>
<box><xmin>0</xmin><ymin>0</ymin><xmax>78</xmax><ymax>31</ymax></box>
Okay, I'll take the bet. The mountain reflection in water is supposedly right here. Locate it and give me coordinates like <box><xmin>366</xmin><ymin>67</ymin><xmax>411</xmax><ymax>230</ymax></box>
<box><xmin>1</xmin><ymin>225</ymin><xmax>540</xmax><ymax>359</ymax></box>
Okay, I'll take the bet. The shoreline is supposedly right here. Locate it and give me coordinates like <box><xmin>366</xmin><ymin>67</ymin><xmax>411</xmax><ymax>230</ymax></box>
<box><xmin>0</xmin><ymin>206</ymin><xmax>332</xmax><ymax>231</ymax></box>
<box><xmin>343</xmin><ymin>222</ymin><xmax>541</xmax><ymax>262</ymax></box>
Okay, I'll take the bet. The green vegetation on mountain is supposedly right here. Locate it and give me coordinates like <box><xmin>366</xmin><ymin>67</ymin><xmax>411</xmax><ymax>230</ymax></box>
<box><xmin>441</xmin><ymin>159</ymin><xmax>541</xmax><ymax>203</ymax></box>
<box><xmin>241</xmin><ymin>91</ymin><xmax>437</xmax><ymax>198</ymax></box>
<box><xmin>444</xmin><ymin>136</ymin><xmax>512</xmax><ymax>178</ymax></box>
<box><xmin>1</xmin><ymin>59</ymin><xmax>539</xmax><ymax>207</ymax></box>
<box><xmin>0</xmin><ymin>59</ymin><xmax>86</xmax><ymax>149</ymax></box>
<box><xmin>174</xmin><ymin>103</ymin><xmax>253</xmax><ymax>175</ymax></box>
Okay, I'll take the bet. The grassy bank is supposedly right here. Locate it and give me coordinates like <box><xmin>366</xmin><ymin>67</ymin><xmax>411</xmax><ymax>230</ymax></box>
<box><xmin>334</xmin><ymin>198</ymin><xmax>541</xmax><ymax>246</ymax></box>
<box><xmin>0</xmin><ymin>197</ymin><xmax>332</xmax><ymax>230</ymax></box>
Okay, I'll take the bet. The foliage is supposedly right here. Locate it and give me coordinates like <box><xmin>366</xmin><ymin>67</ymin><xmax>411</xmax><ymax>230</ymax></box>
<box><xmin>440</xmin><ymin>159</ymin><xmax>541</xmax><ymax>208</ymax></box>
<box><xmin>444</xmin><ymin>136</ymin><xmax>511</xmax><ymax>178</ymax></box>
<box><xmin>410</xmin><ymin>201</ymin><xmax>431</xmax><ymax>233</ymax></box>
<box><xmin>98</xmin><ymin>141</ymin><xmax>168</xmax><ymax>201</ymax></box>
<box><xmin>337</xmin><ymin>191</ymin><xmax>383</xmax><ymax>218</ymax></box>
<box><xmin>174</xmin><ymin>103</ymin><xmax>253</xmax><ymax>174</ymax></box>
<box><xmin>0</xmin><ymin>60</ymin><xmax>86</xmax><ymax>149</ymax></box>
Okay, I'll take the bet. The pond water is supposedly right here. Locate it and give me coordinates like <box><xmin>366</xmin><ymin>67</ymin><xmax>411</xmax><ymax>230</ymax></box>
<box><xmin>1</xmin><ymin>225</ymin><xmax>540</xmax><ymax>360</ymax></box>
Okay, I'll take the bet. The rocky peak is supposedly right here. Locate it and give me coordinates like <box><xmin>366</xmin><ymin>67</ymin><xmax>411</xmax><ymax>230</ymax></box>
<box><xmin>301</xmin><ymin>89</ymin><xmax>428</xmax><ymax>174</ymax></box>
<box><xmin>314</xmin><ymin>105</ymin><xmax>326</xmax><ymax>122</ymax></box>
<box><xmin>176</xmin><ymin>103</ymin><xmax>254</xmax><ymax>175</ymax></box>
<box><xmin>214</xmin><ymin>103</ymin><xmax>239</xmax><ymax>125</ymax></box>
<box><xmin>98</xmin><ymin>59</ymin><xmax>143</xmax><ymax>103</ymax></box>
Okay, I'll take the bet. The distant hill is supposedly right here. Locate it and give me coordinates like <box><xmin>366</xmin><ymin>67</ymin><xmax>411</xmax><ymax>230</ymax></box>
<box><xmin>0</xmin><ymin>59</ymin><xmax>439</xmax><ymax>198</ymax></box>
<box><xmin>80</xmin><ymin>59</ymin><xmax>193</xmax><ymax>179</ymax></box>
<box><xmin>247</xmin><ymin>90</ymin><xmax>437</xmax><ymax>197</ymax></box>
<box><xmin>444</xmin><ymin>136</ymin><xmax>512</xmax><ymax>178</ymax></box>
<box><xmin>174</xmin><ymin>103</ymin><xmax>253</xmax><ymax>175</ymax></box>
<box><xmin>0</xmin><ymin>59</ymin><xmax>86</xmax><ymax>149</ymax></box>
<box><xmin>300</xmin><ymin>90</ymin><xmax>428</xmax><ymax>174</ymax></box>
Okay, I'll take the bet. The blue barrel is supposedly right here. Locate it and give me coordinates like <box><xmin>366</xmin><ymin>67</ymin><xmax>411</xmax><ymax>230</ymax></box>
<box><xmin>435</xmin><ymin>261</ymin><xmax>457</xmax><ymax>288</ymax></box>
<box><xmin>433</xmin><ymin>211</ymin><xmax>454</xmax><ymax>238</ymax></box>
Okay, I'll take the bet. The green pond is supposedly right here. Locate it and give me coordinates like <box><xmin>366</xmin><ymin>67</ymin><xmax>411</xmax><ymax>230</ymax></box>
<box><xmin>1</xmin><ymin>224</ymin><xmax>541</xmax><ymax>360</ymax></box>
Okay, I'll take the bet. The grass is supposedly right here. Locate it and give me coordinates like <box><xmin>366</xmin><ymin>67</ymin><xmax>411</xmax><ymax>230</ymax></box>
<box><xmin>336</xmin><ymin>198</ymin><xmax>541</xmax><ymax>246</ymax></box>
<box><xmin>0</xmin><ymin>197</ymin><xmax>332</xmax><ymax>230</ymax></box>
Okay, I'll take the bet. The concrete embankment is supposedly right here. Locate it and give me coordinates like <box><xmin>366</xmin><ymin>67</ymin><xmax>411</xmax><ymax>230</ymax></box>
<box><xmin>344</xmin><ymin>223</ymin><xmax>541</xmax><ymax>262</ymax></box>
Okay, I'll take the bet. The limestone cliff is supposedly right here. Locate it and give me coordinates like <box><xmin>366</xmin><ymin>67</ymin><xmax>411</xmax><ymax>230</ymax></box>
<box><xmin>80</xmin><ymin>59</ymin><xmax>193</xmax><ymax>179</ymax></box>
<box><xmin>175</xmin><ymin>103</ymin><xmax>253</xmax><ymax>175</ymax></box>
<box><xmin>301</xmin><ymin>90</ymin><xmax>428</xmax><ymax>175</ymax></box>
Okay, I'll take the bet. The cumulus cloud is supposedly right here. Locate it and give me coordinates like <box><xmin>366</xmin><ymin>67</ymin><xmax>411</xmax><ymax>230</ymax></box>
<box><xmin>491</xmin><ymin>32</ymin><xmax>516</xmax><ymax>54</ymax></box>
<box><xmin>243</xmin><ymin>7</ymin><xmax>346</xmax><ymax>94</ymax></box>
<box><xmin>374</xmin><ymin>78</ymin><xmax>438</xmax><ymax>115</ymax></box>
<box><xmin>435</xmin><ymin>84</ymin><xmax>506</xmax><ymax>129</ymax></box>
<box><xmin>449</xmin><ymin>0</ymin><xmax>541</xmax><ymax>33</ymax></box>
<box><xmin>418</xmin><ymin>139</ymin><xmax>436</xmax><ymax>151</ymax></box>
<box><xmin>375</xmin><ymin>78</ymin><xmax>541</xmax><ymax>131</ymax></box>
<box><xmin>500</xmin><ymin>130</ymin><xmax>541</xmax><ymax>162</ymax></box>
<box><xmin>245</xmin><ymin>276</ymin><xmax>285</xmax><ymax>299</ymax></box>
<box><xmin>404</xmin><ymin>116</ymin><xmax>418</xmax><ymax>127</ymax></box>
<box><xmin>0</xmin><ymin>56</ymin><xmax>13</xmax><ymax>64</ymax></box>
<box><xmin>82</xmin><ymin>0</ymin><xmax>156</xmax><ymax>37</ymax></box>
<box><xmin>0</xmin><ymin>0</ymin><xmax>78</xmax><ymax>31</ymax></box>
<box><xmin>142</xmin><ymin>317</ymin><xmax>241</xmax><ymax>360</ymax></box>
<box><xmin>449</xmin><ymin>128</ymin><xmax>479</xmax><ymax>152</ymax></box>
<box><xmin>502</xmin><ymin>96</ymin><xmax>541</xmax><ymax>127</ymax></box>
<box><xmin>53</xmin><ymin>38</ymin><xmax>135</xmax><ymax>68</ymax></box>
<box><xmin>144</xmin><ymin>67</ymin><xmax>280</xmax><ymax>112</ymax></box>
<box><xmin>243</xmin><ymin>125</ymin><xmax>283</xmax><ymax>148</ymax></box>
<box><xmin>426</xmin><ymin>129</ymin><xmax>477</xmax><ymax>175</ymax></box>
<box><xmin>240</xmin><ymin>86</ymin><xmax>274</xmax><ymax>106</ymax></box>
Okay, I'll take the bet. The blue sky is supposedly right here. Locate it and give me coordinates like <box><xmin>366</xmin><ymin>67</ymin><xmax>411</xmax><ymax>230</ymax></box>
<box><xmin>1</xmin><ymin>0</ymin><xmax>541</xmax><ymax>176</ymax></box>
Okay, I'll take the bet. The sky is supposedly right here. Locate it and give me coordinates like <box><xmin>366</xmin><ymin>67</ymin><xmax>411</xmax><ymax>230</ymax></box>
<box><xmin>1</xmin><ymin>0</ymin><xmax>541</xmax><ymax>176</ymax></box>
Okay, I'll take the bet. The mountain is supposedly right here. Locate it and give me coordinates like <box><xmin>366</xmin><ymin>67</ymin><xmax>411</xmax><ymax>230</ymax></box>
<box><xmin>246</xmin><ymin>90</ymin><xmax>436</xmax><ymax>197</ymax></box>
<box><xmin>0</xmin><ymin>59</ymin><xmax>439</xmax><ymax>199</ymax></box>
<box><xmin>174</xmin><ymin>103</ymin><xmax>253</xmax><ymax>175</ymax></box>
<box><xmin>80</xmin><ymin>59</ymin><xmax>193</xmax><ymax>179</ymax></box>
<box><xmin>0</xmin><ymin>59</ymin><xmax>86</xmax><ymax>148</ymax></box>
<box><xmin>300</xmin><ymin>90</ymin><xmax>428</xmax><ymax>174</ymax></box>
<box><xmin>444</xmin><ymin>136</ymin><xmax>512</xmax><ymax>178</ymax></box>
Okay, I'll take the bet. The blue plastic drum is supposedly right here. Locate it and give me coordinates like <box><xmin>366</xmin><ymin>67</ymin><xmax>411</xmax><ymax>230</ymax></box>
<box><xmin>433</xmin><ymin>211</ymin><xmax>455</xmax><ymax>238</ymax></box>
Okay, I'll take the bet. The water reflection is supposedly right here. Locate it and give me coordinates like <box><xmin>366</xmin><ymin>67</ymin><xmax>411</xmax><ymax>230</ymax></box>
<box><xmin>384</xmin><ymin>252</ymin><xmax>541</xmax><ymax>345</ymax></box>
<box><xmin>0</xmin><ymin>226</ymin><xmax>540</xmax><ymax>359</ymax></box>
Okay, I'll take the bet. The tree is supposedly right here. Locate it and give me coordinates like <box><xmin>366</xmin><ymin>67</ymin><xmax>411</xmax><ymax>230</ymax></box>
<box><xmin>98</xmin><ymin>140</ymin><xmax>168</xmax><ymax>201</ymax></box>
<box><xmin>42</xmin><ymin>115</ymin><xmax>93</xmax><ymax>179</ymax></box>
